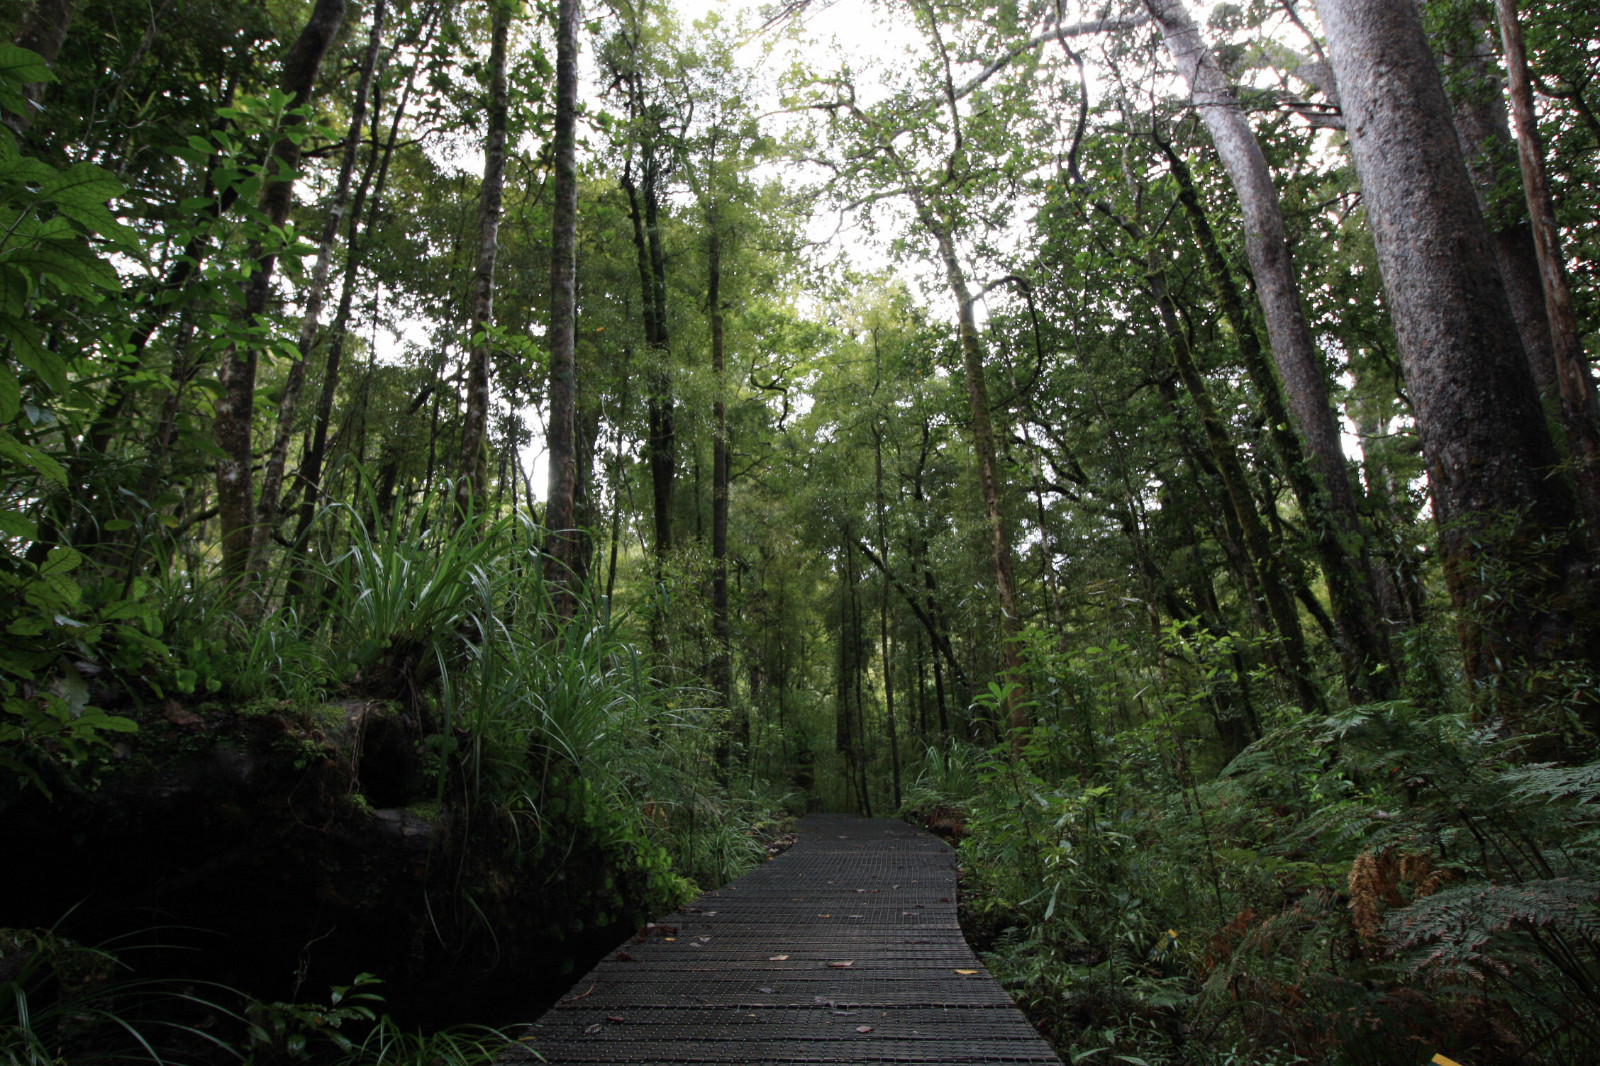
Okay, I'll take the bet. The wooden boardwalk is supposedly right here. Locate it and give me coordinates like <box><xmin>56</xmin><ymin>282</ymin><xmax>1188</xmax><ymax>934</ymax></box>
<box><xmin>501</xmin><ymin>813</ymin><xmax>1062</xmax><ymax>1064</ymax></box>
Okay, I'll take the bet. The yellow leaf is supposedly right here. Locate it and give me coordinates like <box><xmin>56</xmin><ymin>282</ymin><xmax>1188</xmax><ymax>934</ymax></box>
<box><xmin>1432</xmin><ymin>1057</ymin><xmax>1464</xmax><ymax>1066</ymax></box>
<box><xmin>768</xmin><ymin>955</ymin><xmax>788</xmax><ymax>961</ymax></box>
<box><xmin>954</xmin><ymin>969</ymin><xmax>978</xmax><ymax>975</ymax></box>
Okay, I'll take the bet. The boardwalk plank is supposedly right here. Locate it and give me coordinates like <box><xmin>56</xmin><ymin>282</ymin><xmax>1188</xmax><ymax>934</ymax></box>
<box><xmin>500</xmin><ymin>814</ymin><xmax>1061</xmax><ymax>1065</ymax></box>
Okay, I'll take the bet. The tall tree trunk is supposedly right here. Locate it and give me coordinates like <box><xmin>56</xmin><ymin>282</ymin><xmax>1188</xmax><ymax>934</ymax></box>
<box><xmin>1442</xmin><ymin>20</ymin><xmax>1562</xmax><ymax>406</ymax></box>
<box><xmin>919</xmin><ymin>207</ymin><xmax>1027</xmax><ymax>737</ymax></box>
<box><xmin>6</xmin><ymin>0</ymin><xmax>78</xmax><ymax>136</ymax></box>
<box><xmin>708</xmin><ymin>225</ymin><xmax>735</xmax><ymax>763</ymax></box>
<box><xmin>1315</xmin><ymin>0</ymin><xmax>1595</xmax><ymax>712</ymax></box>
<box><xmin>543</xmin><ymin>0</ymin><xmax>581</xmax><ymax>613</ymax></box>
<box><xmin>874</xmin><ymin>425</ymin><xmax>902</xmax><ymax>809</ymax></box>
<box><xmin>1144</xmin><ymin>0</ymin><xmax>1391</xmax><ymax>699</ymax></box>
<box><xmin>623</xmin><ymin>158</ymin><xmax>675</xmax><ymax>567</ymax></box>
<box><xmin>285</xmin><ymin>18</ymin><xmax>432</xmax><ymax>598</ymax></box>
<box><xmin>1495</xmin><ymin>0</ymin><xmax>1600</xmax><ymax>538</ymax></box>
<box><xmin>213</xmin><ymin>0</ymin><xmax>347</xmax><ymax>582</ymax></box>
<box><xmin>1150</xmin><ymin>268</ymin><xmax>1321</xmax><ymax>713</ymax></box>
<box><xmin>456</xmin><ymin>0</ymin><xmax>511</xmax><ymax>519</ymax></box>
<box><xmin>253</xmin><ymin>0</ymin><xmax>387</xmax><ymax>573</ymax></box>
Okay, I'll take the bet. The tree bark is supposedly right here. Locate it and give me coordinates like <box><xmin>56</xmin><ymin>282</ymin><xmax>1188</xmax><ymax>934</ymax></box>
<box><xmin>213</xmin><ymin>0</ymin><xmax>347</xmax><ymax>582</ymax></box>
<box><xmin>456</xmin><ymin>0</ymin><xmax>511</xmax><ymax>520</ymax></box>
<box><xmin>1315</xmin><ymin>0</ymin><xmax>1595</xmax><ymax>705</ymax></box>
<box><xmin>543</xmin><ymin>0</ymin><xmax>581</xmax><ymax>614</ymax></box>
<box><xmin>918</xmin><ymin>208</ymin><xmax>1027</xmax><ymax>736</ymax></box>
<box><xmin>1495</xmin><ymin>0</ymin><xmax>1600</xmax><ymax>539</ymax></box>
<box><xmin>1442</xmin><ymin>19</ymin><xmax>1562</xmax><ymax>407</ymax></box>
<box><xmin>1145</xmin><ymin>0</ymin><xmax>1391</xmax><ymax>699</ymax></box>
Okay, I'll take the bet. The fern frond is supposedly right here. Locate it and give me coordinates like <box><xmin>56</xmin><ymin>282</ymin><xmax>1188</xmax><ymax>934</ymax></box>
<box><xmin>1386</xmin><ymin>877</ymin><xmax>1600</xmax><ymax>981</ymax></box>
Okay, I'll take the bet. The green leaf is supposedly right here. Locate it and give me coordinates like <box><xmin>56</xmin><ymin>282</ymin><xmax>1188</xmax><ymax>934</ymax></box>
<box><xmin>0</xmin><ymin>44</ymin><xmax>53</xmax><ymax>118</ymax></box>
<box><xmin>1</xmin><ymin>318</ymin><xmax>67</xmax><ymax>393</ymax></box>
<box><xmin>0</xmin><ymin>508</ymin><xmax>35</xmax><ymax>540</ymax></box>
<box><xmin>0</xmin><ymin>364</ymin><xmax>18</xmax><ymax>422</ymax></box>
<box><xmin>0</xmin><ymin>429</ymin><xmax>65</xmax><ymax>484</ymax></box>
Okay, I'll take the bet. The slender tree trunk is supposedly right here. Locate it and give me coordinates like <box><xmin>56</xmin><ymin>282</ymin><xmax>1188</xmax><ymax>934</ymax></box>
<box><xmin>1495</xmin><ymin>0</ymin><xmax>1600</xmax><ymax>537</ymax></box>
<box><xmin>543</xmin><ymin>0</ymin><xmax>581</xmax><ymax>612</ymax></box>
<box><xmin>213</xmin><ymin>0</ymin><xmax>347</xmax><ymax>581</ymax></box>
<box><xmin>874</xmin><ymin>425</ymin><xmax>902</xmax><ymax>809</ymax></box>
<box><xmin>919</xmin><ymin>209</ymin><xmax>1027</xmax><ymax>736</ymax></box>
<box><xmin>6</xmin><ymin>0</ymin><xmax>78</xmax><ymax>136</ymax></box>
<box><xmin>286</xmin><ymin>12</ymin><xmax>433</xmax><ymax>598</ymax></box>
<box><xmin>846</xmin><ymin>537</ymin><xmax>873</xmax><ymax>817</ymax></box>
<box><xmin>456</xmin><ymin>0</ymin><xmax>511</xmax><ymax>519</ymax></box>
<box><xmin>1150</xmin><ymin>269</ymin><xmax>1321</xmax><ymax>713</ymax></box>
<box><xmin>253</xmin><ymin>0</ymin><xmax>387</xmax><ymax>573</ymax></box>
<box><xmin>1315</xmin><ymin>0</ymin><xmax>1596</xmax><ymax>712</ymax></box>
<box><xmin>708</xmin><ymin>225</ymin><xmax>735</xmax><ymax>761</ymax></box>
<box><xmin>1145</xmin><ymin>0</ymin><xmax>1390</xmax><ymax>699</ymax></box>
<box><xmin>605</xmin><ymin>350</ymin><xmax>631</xmax><ymax>607</ymax></box>
<box><xmin>623</xmin><ymin>161</ymin><xmax>675</xmax><ymax>568</ymax></box>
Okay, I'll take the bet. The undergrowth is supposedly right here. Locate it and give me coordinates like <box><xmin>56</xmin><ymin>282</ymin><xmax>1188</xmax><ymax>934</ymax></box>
<box><xmin>917</xmin><ymin>694</ymin><xmax>1600</xmax><ymax>1066</ymax></box>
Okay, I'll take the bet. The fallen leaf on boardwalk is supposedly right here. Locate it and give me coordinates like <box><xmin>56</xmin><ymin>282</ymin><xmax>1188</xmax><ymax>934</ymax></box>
<box><xmin>690</xmin><ymin>941</ymin><xmax>703</xmax><ymax>948</ymax></box>
<box><xmin>584</xmin><ymin>1024</ymin><xmax>603</xmax><ymax>1035</ymax></box>
<box><xmin>768</xmin><ymin>954</ymin><xmax>789</xmax><ymax>961</ymax></box>
<box><xmin>615</xmin><ymin>951</ymin><xmax>636</xmax><ymax>961</ymax></box>
<box><xmin>664</xmin><ymin>937</ymin><xmax>676</xmax><ymax>941</ymax></box>
<box><xmin>848</xmin><ymin>914</ymin><xmax>863</xmax><ymax>918</ymax></box>
<box><xmin>758</xmin><ymin>987</ymin><xmax>775</xmax><ymax>994</ymax></box>
<box><xmin>855</xmin><ymin>888</ymin><xmax>865</xmax><ymax>894</ymax></box>
<box><xmin>698</xmin><ymin>935</ymin><xmax>712</xmax><ymax>941</ymax></box>
<box><xmin>818</xmin><ymin>913</ymin><xmax>831</xmax><ymax>918</ymax></box>
<box><xmin>704</xmin><ymin>911</ymin><xmax>717</xmax><ymax>916</ymax></box>
<box><xmin>955</xmin><ymin>969</ymin><xmax>979</xmax><ymax>975</ymax></box>
<box><xmin>606</xmin><ymin>1015</ymin><xmax>626</xmax><ymax>1023</ymax></box>
<box><xmin>855</xmin><ymin>1025</ymin><xmax>874</xmax><ymax>1034</ymax></box>
<box><xmin>827</xmin><ymin>960</ymin><xmax>854</xmax><ymax>968</ymax></box>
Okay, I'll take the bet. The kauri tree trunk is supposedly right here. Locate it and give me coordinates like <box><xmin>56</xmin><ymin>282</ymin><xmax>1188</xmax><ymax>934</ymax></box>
<box><xmin>1495</xmin><ymin>0</ymin><xmax>1600</xmax><ymax>538</ymax></box>
<box><xmin>1145</xmin><ymin>0</ymin><xmax>1391</xmax><ymax>700</ymax></box>
<box><xmin>1315</xmin><ymin>0</ymin><xmax>1598</xmax><ymax>714</ymax></box>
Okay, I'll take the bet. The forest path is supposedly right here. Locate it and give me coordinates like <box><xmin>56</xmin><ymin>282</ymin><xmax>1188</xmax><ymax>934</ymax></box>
<box><xmin>499</xmin><ymin>813</ymin><xmax>1062</xmax><ymax>1064</ymax></box>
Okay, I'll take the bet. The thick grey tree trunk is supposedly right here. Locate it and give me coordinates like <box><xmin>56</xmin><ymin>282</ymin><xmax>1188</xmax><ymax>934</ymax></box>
<box><xmin>1495</xmin><ymin>0</ymin><xmax>1600</xmax><ymax>539</ymax></box>
<box><xmin>1315</xmin><ymin>0</ymin><xmax>1595</xmax><ymax>707</ymax></box>
<box><xmin>1441</xmin><ymin>20</ymin><xmax>1561</xmax><ymax>406</ymax></box>
<box><xmin>1143</xmin><ymin>0</ymin><xmax>1391</xmax><ymax>699</ymax></box>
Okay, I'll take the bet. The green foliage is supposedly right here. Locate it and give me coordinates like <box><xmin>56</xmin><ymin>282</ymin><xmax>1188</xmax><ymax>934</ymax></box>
<box><xmin>0</xmin><ymin>931</ymin><xmax>509</xmax><ymax>1066</ymax></box>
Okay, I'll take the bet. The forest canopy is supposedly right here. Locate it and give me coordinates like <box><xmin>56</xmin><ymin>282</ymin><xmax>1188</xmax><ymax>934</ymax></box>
<box><xmin>3</xmin><ymin>0</ymin><xmax>1600</xmax><ymax>1063</ymax></box>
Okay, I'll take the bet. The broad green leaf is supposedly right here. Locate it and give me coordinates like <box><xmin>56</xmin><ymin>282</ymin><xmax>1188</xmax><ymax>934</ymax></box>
<box><xmin>0</xmin><ymin>429</ymin><xmax>65</xmax><ymax>484</ymax></box>
<box><xmin>1</xmin><ymin>317</ymin><xmax>68</xmax><ymax>393</ymax></box>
